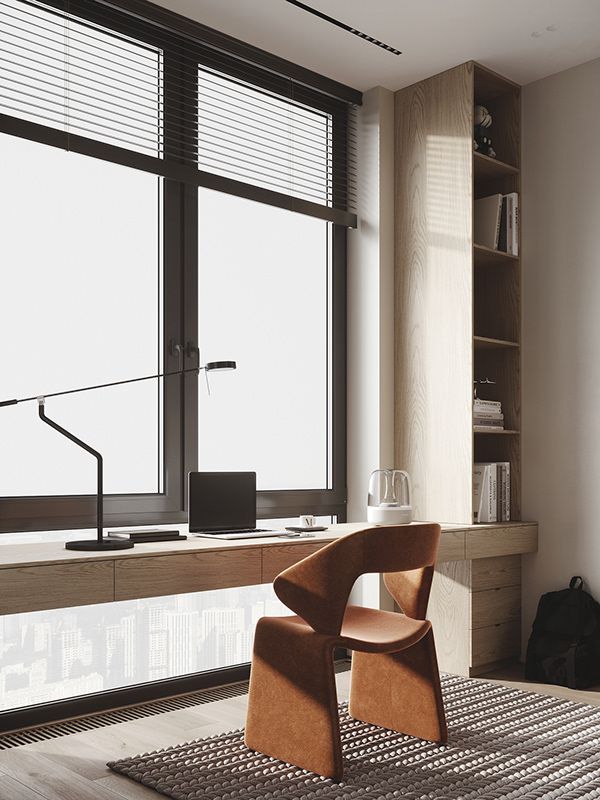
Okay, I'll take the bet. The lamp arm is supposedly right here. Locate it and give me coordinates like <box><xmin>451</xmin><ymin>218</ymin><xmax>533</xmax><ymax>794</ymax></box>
<box><xmin>0</xmin><ymin>361</ymin><xmax>236</xmax><ymax>408</ymax></box>
<box><xmin>38</xmin><ymin>399</ymin><xmax>103</xmax><ymax>542</ymax></box>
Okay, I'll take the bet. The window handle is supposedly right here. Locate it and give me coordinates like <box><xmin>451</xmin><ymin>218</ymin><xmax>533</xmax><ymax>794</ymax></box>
<box><xmin>170</xmin><ymin>340</ymin><xmax>184</xmax><ymax>370</ymax></box>
<box><xmin>185</xmin><ymin>341</ymin><xmax>200</xmax><ymax>366</ymax></box>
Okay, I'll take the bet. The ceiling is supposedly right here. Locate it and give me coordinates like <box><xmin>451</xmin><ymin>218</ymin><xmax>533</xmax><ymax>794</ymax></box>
<box><xmin>155</xmin><ymin>0</ymin><xmax>600</xmax><ymax>92</ymax></box>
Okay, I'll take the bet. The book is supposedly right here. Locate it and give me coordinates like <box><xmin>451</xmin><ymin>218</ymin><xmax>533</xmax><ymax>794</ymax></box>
<box><xmin>473</xmin><ymin>419</ymin><xmax>504</xmax><ymax>428</ymax></box>
<box><xmin>495</xmin><ymin>462</ymin><xmax>511</xmax><ymax>521</ymax></box>
<box><xmin>474</xmin><ymin>398</ymin><xmax>502</xmax><ymax>411</ymax></box>
<box><xmin>506</xmin><ymin>192</ymin><xmax>519</xmax><ymax>255</ymax></box>
<box><xmin>473</xmin><ymin>411</ymin><xmax>504</xmax><ymax>420</ymax></box>
<box><xmin>474</xmin><ymin>194</ymin><xmax>503</xmax><ymax>250</ymax></box>
<box><xmin>473</xmin><ymin>463</ymin><xmax>497</xmax><ymax>523</ymax></box>
<box><xmin>498</xmin><ymin>193</ymin><xmax>519</xmax><ymax>255</ymax></box>
<box><xmin>107</xmin><ymin>529</ymin><xmax>186</xmax><ymax>542</ymax></box>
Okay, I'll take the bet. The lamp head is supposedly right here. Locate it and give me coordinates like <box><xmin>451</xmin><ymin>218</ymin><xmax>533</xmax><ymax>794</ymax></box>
<box><xmin>203</xmin><ymin>361</ymin><xmax>237</xmax><ymax>372</ymax></box>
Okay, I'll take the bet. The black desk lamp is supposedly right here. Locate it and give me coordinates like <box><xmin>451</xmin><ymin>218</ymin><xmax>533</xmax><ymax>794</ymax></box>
<box><xmin>0</xmin><ymin>361</ymin><xmax>236</xmax><ymax>551</ymax></box>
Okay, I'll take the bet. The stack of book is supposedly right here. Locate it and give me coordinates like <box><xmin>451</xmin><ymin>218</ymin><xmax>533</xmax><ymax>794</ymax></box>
<box><xmin>474</xmin><ymin>192</ymin><xmax>519</xmax><ymax>254</ymax></box>
<box><xmin>474</xmin><ymin>398</ymin><xmax>504</xmax><ymax>431</ymax></box>
<box><xmin>473</xmin><ymin>462</ymin><xmax>511</xmax><ymax>523</ymax></box>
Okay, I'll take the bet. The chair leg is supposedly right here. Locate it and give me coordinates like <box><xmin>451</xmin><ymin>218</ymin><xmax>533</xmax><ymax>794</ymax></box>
<box><xmin>244</xmin><ymin>618</ymin><xmax>343</xmax><ymax>780</ymax></box>
<box><xmin>349</xmin><ymin>628</ymin><xmax>447</xmax><ymax>742</ymax></box>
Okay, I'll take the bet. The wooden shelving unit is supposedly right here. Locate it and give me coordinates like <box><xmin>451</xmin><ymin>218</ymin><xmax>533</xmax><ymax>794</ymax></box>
<box><xmin>394</xmin><ymin>63</ymin><xmax>527</xmax><ymax>676</ymax></box>
<box><xmin>394</xmin><ymin>60</ymin><xmax>522</xmax><ymax>524</ymax></box>
<box><xmin>472</xmin><ymin>62</ymin><xmax>521</xmax><ymax>520</ymax></box>
<box><xmin>394</xmin><ymin>62</ymin><xmax>529</xmax><ymax>676</ymax></box>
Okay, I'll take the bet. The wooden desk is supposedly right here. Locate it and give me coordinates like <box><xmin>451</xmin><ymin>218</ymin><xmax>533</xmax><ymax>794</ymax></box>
<box><xmin>0</xmin><ymin>520</ymin><xmax>536</xmax><ymax>612</ymax></box>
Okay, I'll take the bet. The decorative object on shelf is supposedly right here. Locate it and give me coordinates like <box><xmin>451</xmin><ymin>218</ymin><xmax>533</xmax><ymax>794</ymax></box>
<box><xmin>473</xmin><ymin>104</ymin><xmax>496</xmax><ymax>158</ymax></box>
<box><xmin>367</xmin><ymin>469</ymin><xmax>412</xmax><ymax>525</ymax></box>
<box><xmin>0</xmin><ymin>360</ymin><xmax>236</xmax><ymax>551</ymax></box>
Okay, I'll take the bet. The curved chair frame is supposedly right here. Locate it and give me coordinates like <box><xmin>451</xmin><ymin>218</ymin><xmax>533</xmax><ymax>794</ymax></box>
<box><xmin>244</xmin><ymin>524</ymin><xmax>447</xmax><ymax>780</ymax></box>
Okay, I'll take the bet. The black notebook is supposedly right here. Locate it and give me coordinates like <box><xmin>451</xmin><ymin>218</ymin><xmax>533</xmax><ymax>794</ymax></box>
<box><xmin>107</xmin><ymin>529</ymin><xmax>186</xmax><ymax>543</ymax></box>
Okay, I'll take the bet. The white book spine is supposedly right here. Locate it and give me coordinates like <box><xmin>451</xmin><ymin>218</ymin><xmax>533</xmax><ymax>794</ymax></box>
<box><xmin>473</xmin><ymin>464</ymin><xmax>485</xmax><ymax>523</ymax></box>
<box><xmin>475</xmin><ymin>463</ymin><xmax>498</xmax><ymax>523</ymax></box>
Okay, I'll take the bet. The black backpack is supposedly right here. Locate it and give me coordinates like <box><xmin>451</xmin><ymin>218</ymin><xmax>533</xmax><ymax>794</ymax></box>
<box><xmin>525</xmin><ymin>576</ymin><xmax>600</xmax><ymax>689</ymax></box>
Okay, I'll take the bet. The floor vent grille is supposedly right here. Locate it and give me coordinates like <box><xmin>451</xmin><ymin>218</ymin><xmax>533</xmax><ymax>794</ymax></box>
<box><xmin>0</xmin><ymin>681</ymin><xmax>249</xmax><ymax>750</ymax></box>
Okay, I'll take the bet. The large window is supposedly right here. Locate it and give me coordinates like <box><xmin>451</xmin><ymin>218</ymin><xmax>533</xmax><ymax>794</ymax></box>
<box><xmin>0</xmin><ymin>0</ymin><xmax>357</xmax><ymax>715</ymax></box>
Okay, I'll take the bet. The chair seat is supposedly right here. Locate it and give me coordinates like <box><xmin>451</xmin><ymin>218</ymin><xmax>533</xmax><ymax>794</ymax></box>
<box><xmin>260</xmin><ymin>605</ymin><xmax>431</xmax><ymax>654</ymax></box>
<box><xmin>339</xmin><ymin>605</ymin><xmax>431</xmax><ymax>652</ymax></box>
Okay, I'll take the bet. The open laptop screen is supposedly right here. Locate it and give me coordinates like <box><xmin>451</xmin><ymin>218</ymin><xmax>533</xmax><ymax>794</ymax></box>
<box><xmin>188</xmin><ymin>472</ymin><xmax>257</xmax><ymax>533</ymax></box>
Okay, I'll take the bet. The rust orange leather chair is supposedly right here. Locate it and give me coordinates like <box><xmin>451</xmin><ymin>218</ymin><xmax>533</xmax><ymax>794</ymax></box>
<box><xmin>244</xmin><ymin>523</ymin><xmax>447</xmax><ymax>780</ymax></box>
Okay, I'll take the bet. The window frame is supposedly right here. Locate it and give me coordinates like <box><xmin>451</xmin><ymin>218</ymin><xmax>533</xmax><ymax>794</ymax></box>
<box><xmin>0</xmin><ymin>0</ymin><xmax>350</xmax><ymax>533</ymax></box>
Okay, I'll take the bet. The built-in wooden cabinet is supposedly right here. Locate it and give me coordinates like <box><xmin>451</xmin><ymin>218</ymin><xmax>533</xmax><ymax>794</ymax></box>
<box><xmin>394</xmin><ymin>60</ymin><xmax>522</xmax><ymax>524</ymax></box>
<box><xmin>394</xmin><ymin>61</ymin><xmax>529</xmax><ymax>674</ymax></box>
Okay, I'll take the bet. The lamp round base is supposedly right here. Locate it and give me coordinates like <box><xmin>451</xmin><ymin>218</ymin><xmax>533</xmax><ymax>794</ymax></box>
<box><xmin>65</xmin><ymin>538</ymin><xmax>134</xmax><ymax>551</ymax></box>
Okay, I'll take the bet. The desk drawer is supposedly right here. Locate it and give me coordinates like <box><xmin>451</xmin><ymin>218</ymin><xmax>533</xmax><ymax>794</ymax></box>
<box><xmin>114</xmin><ymin>549</ymin><xmax>262</xmax><ymax>601</ymax></box>
<box><xmin>471</xmin><ymin>620</ymin><xmax>520</xmax><ymax>669</ymax></box>
<box><xmin>471</xmin><ymin>584</ymin><xmax>521</xmax><ymax>629</ymax></box>
<box><xmin>0</xmin><ymin>561</ymin><xmax>114</xmax><ymax>615</ymax></box>
<box><xmin>262</xmin><ymin>543</ymin><xmax>326</xmax><ymax>583</ymax></box>
<box><xmin>471</xmin><ymin>555</ymin><xmax>521</xmax><ymax>591</ymax></box>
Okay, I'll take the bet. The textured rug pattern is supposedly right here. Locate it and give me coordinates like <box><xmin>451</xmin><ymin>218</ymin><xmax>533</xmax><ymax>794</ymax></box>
<box><xmin>108</xmin><ymin>673</ymin><xmax>600</xmax><ymax>798</ymax></box>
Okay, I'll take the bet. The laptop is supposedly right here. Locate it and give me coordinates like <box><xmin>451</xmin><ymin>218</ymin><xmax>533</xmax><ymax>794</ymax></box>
<box><xmin>189</xmin><ymin>471</ymin><xmax>282</xmax><ymax>540</ymax></box>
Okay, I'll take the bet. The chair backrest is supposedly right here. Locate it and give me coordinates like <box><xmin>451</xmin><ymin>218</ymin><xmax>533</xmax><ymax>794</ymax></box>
<box><xmin>273</xmin><ymin>523</ymin><xmax>441</xmax><ymax>635</ymax></box>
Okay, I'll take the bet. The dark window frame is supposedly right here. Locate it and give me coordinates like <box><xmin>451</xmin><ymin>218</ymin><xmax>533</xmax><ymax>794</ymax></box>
<box><xmin>0</xmin><ymin>0</ymin><xmax>352</xmax><ymax>533</ymax></box>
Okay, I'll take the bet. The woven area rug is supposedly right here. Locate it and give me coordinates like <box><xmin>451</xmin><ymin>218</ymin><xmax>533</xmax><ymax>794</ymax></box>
<box><xmin>108</xmin><ymin>673</ymin><xmax>600</xmax><ymax>799</ymax></box>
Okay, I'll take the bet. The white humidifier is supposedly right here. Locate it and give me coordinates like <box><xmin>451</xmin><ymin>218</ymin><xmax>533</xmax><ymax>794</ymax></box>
<box><xmin>367</xmin><ymin>469</ymin><xmax>413</xmax><ymax>525</ymax></box>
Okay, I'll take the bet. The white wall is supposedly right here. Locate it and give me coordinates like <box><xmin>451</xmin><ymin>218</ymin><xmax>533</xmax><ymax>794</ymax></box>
<box><xmin>522</xmin><ymin>57</ymin><xmax>600</xmax><ymax>646</ymax></box>
<box><xmin>346</xmin><ymin>86</ymin><xmax>395</xmax><ymax>608</ymax></box>
<box><xmin>347</xmin><ymin>86</ymin><xmax>395</xmax><ymax>521</ymax></box>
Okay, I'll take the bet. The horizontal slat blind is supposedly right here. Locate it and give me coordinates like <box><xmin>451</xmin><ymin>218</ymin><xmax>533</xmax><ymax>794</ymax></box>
<box><xmin>198</xmin><ymin>67</ymin><xmax>333</xmax><ymax>208</ymax></box>
<box><xmin>0</xmin><ymin>0</ymin><xmax>358</xmax><ymax>225</ymax></box>
<box><xmin>0</xmin><ymin>0</ymin><xmax>163</xmax><ymax>156</ymax></box>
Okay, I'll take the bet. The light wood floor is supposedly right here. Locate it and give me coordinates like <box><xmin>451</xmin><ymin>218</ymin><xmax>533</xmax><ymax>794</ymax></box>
<box><xmin>1</xmin><ymin>665</ymin><xmax>599</xmax><ymax>800</ymax></box>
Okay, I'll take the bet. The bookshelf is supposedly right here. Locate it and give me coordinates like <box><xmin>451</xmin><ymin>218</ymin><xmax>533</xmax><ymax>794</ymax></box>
<box><xmin>395</xmin><ymin>60</ymin><xmax>522</xmax><ymax>524</ymax></box>
<box><xmin>394</xmin><ymin>61</ymin><xmax>529</xmax><ymax>676</ymax></box>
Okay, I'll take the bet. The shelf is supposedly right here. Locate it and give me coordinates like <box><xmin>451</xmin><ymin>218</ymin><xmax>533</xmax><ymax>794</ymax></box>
<box><xmin>474</xmin><ymin>151</ymin><xmax>519</xmax><ymax>181</ymax></box>
<box><xmin>474</xmin><ymin>335</ymin><xmax>519</xmax><ymax>350</ymax></box>
<box><xmin>474</xmin><ymin>429</ymin><xmax>520</xmax><ymax>435</ymax></box>
<box><xmin>473</xmin><ymin>243</ymin><xmax>519</xmax><ymax>268</ymax></box>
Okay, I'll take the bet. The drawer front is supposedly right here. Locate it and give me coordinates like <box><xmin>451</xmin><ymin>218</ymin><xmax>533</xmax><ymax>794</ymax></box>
<box><xmin>471</xmin><ymin>620</ymin><xmax>520</xmax><ymax>668</ymax></box>
<box><xmin>114</xmin><ymin>549</ymin><xmax>262</xmax><ymax>601</ymax></box>
<box><xmin>0</xmin><ymin>561</ymin><xmax>114</xmax><ymax>615</ymax></box>
<box><xmin>437</xmin><ymin>531</ymin><xmax>465</xmax><ymax>563</ymax></box>
<box><xmin>466</xmin><ymin>524</ymin><xmax>537</xmax><ymax>559</ymax></box>
<box><xmin>471</xmin><ymin>555</ymin><xmax>521</xmax><ymax>591</ymax></box>
<box><xmin>262</xmin><ymin>543</ymin><xmax>326</xmax><ymax>584</ymax></box>
<box><xmin>471</xmin><ymin>584</ymin><xmax>521</xmax><ymax>629</ymax></box>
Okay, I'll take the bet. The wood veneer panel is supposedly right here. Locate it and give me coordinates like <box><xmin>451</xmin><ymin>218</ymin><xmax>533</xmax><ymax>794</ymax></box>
<box><xmin>427</xmin><ymin>559</ymin><xmax>471</xmax><ymax>676</ymax></box>
<box><xmin>262</xmin><ymin>542</ymin><xmax>326</xmax><ymax>584</ymax></box>
<box><xmin>471</xmin><ymin>620</ymin><xmax>520</xmax><ymax>669</ymax></box>
<box><xmin>465</xmin><ymin>525</ymin><xmax>537</xmax><ymax>559</ymax></box>
<box><xmin>474</xmin><ymin>260</ymin><xmax>520</xmax><ymax>342</ymax></box>
<box><xmin>394</xmin><ymin>62</ymin><xmax>474</xmax><ymax>524</ymax></box>
<box><xmin>114</xmin><ymin>549</ymin><xmax>262</xmax><ymax>601</ymax></box>
<box><xmin>0</xmin><ymin>561</ymin><xmax>114</xmax><ymax>615</ymax></box>
<box><xmin>471</xmin><ymin>584</ymin><xmax>520</xmax><ymax>629</ymax></box>
<box><xmin>471</xmin><ymin>554</ymin><xmax>521</xmax><ymax>590</ymax></box>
